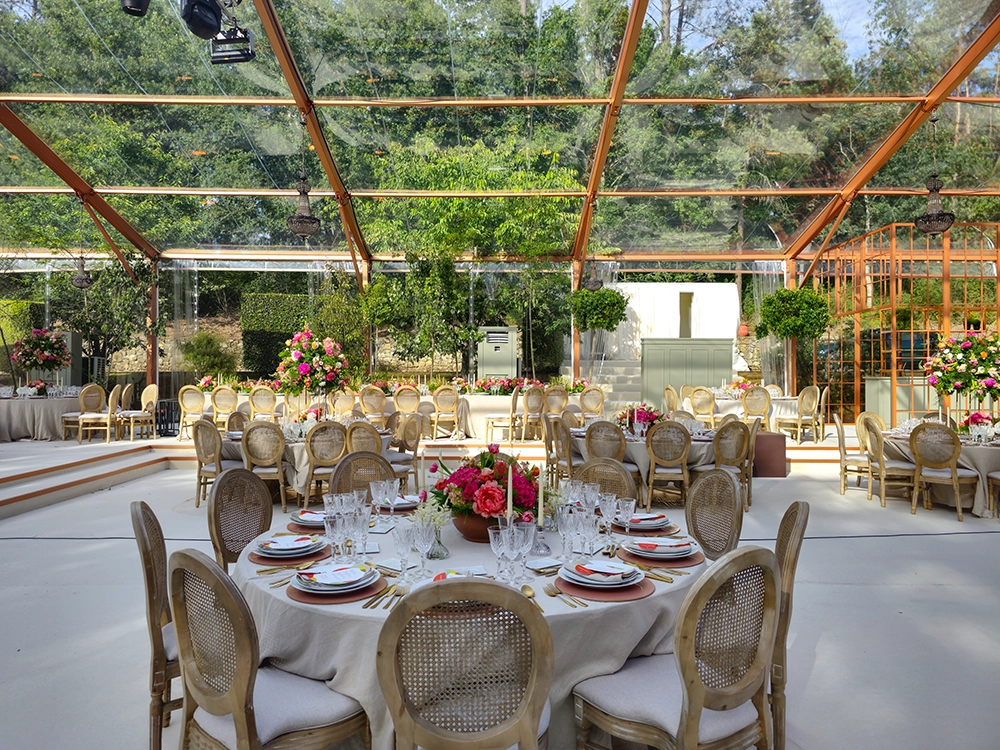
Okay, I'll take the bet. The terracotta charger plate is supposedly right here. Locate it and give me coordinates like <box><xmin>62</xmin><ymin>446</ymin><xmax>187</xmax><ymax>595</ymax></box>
<box><xmin>286</xmin><ymin>521</ymin><xmax>326</xmax><ymax>534</ymax></box>
<box><xmin>247</xmin><ymin>545</ymin><xmax>332</xmax><ymax>566</ymax></box>
<box><xmin>611</xmin><ymin>522</ymin><xmax>681</xmax><ymax>538</ymax></box>
<box><xmin>554</xmin><ymin>575</ymin><xmax>655</xmax><ymax>602</ymax></box>
<box><xmin>377</xmin><ymin>506</ymin><xmax>416</xmax><ymax>516</ymax></box>
<box><xmin>616</xmin><ymin>548</ymin><xmax>705</xmax><ymax>568</ymax></box>
<box><xmin>286</xmin><ymin>576</ymin><xmax>388</xmax><ymax>605</ymax></box>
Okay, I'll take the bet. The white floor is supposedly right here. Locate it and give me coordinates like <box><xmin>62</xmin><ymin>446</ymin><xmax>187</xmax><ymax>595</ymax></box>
<box><xmin>1</xmin><ymin>462</ymin><xmax>998</xmax><ymax>749</ymax></box>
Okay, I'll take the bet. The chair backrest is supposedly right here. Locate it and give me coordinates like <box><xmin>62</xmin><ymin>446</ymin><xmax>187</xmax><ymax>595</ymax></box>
<box><xmin>679</xmin><ymin>384</ymin><xmax>694</xmax><ymax>403</ymax></box>
<box><xmin>663</xmin><ymin>384</ymin><xmax>678</xmax><ymax>413</ymax></box>
<box><xmin>580</xmin><ymin>385</ymin><xmax>604</xmax><ymax>417</ymax></box>
<box><xmin>193</xmin><ymin>418</ymin><xmax>222</xmax><ymax>466</ymax></box>
<box><xmin>560</xmin><ymin>409</ymin><xmax>579</xmax><ymax>428</ymax></box>
<box><xmin>120</xmin><ymin>382</ymin><xmax>134</xmax><ymax>412</ymax></box>
<box><xmin>139</xmin><ymin>383</ymin><xmax>158</xmax><ymax>413</ymax></box>
<box><xmin>673</xmin><ymin>546</ymin><xmax>779</xmax><ymax>747</ymax></box>
<box><xmin>306</xmin><ymin>421</ymin><xmax>347</xmax><ymax>466</ymax></box>
<box><xmin>331</xmin><ymin>389</ymin><xmax>356</xmax><ymax>417</ymax></box>
<box><xmin>207</xmin><ymin>468</ymin><xmax>273</xmax><ymax>571</ymax></box>
<box><xmin>713</xmin><ymin>419</ymin><xmax>750</xmax><ymax>467</ymax></box>
<box><xmin>541</xmin><ymin>414</ymin><xmax>555</xmax><ymax>459</ymax></box>
<box><xmin>248</xmin><ymin>386</ymin><xmax>276</xmax><ymax>419</ymax></box>
<box><xmin>329</xmin><ymin>451</ymin><xmax>395</xmax><ymax>497</ymax></box>
<box><xmin>284</xmin><ymin>391</ymin><xmax>312</xmax><ymax>419</ymax></box>
<box><xmin>242</xmin><ymin>421</ymin><xmax>285</xmax><ymax>470</ymax></box>
<box><xmin>915</xmin><ymin>411</ymin><xmax>958</xmax><ymax>429</ymax></box>
<box><xmin>212</xmin><ymin>386</ymin><xmax>238</xmax><ymax>415</ymax></box>
<box><xmin>226</xmin><ymin>411</ymin><xmax>248</xmax><ymax>432</ymax></box>
<box><xmin>764</xmin><ymin>383</ymin><xmax>784</xmax><ymax>396</ymax></box>
<box><xmin>856</xmin><ymin>411</ymin><xmax>887</xmax><ymax>452</ymax></box>
<box><xmin>689</xmin><ymin>387</ymin><xmax>715</xmax><ymax>418</ymax></box>
<box><xmin>742</xmin><ymin>386</ymin><xmax>771</xmax><ymax>418</ymax></box>
<box><xmin>833</xmin><ymin>412</ymin><xmax>848</xmax><ymax>461</ymax></box>
<box><xmin>909</xmin><ymin>422</ymin><xmax>961</xmax><ymax>470</ymax></box>
<box><xmin>130</xmin><ymin>500</ymin><xmax>172</xmax><ymax>681</ymax></box>
<box><xmin>433</xmin><ymin>385</ymin><xmax>459</xmax><ymax>413</ymax></box>
<box><xmin>585</xmin><ymin>420</ymin><xmax>626</xmax><ymax>461</ymax></box>
<box><xmin>772</xmin><ymin>501</ymin><xmax>810</xmax><ymax>695</ymax></box>
<box><xmin>79</xmin><ymin>383</ymin><xmax>105</xmax><ymax>413</ymax></box>
<box><xmin>399</xmin><ymin>413</ymin><xmax>422</xmax><ymax>455</ymax></box>
<box><xmin>744</xmin><ymin>416</ymin><xmax>761</xmax><ymax>470</ymax></box>
<box><xmin>359</xmin><ymin>385</ymin><xmax>387</xmax><ymax>417</ymax></box>
<box><xmin>522</xmin><ymin>386</ymin><xmax>544</xmax><ymax>416</ymax></box>
<box><xmin>347</xmin><ymin>420</ymin><xmax>383</xmax><ymax>454</ymax></box>
<box><xmin>862</xmin><ymin>420</ymin><xmax>887</xmax><ymax>465</ymax></box>
<box><xmin>376</xmin><ymin>578</ymin><xmax>554</xmax><ymax>750</ymax></box>
<box><xmin>717</xmin><ymin>413</ymin><xmax>739</xmax><ymax>426</ymax></box>
<box><xmin>646</xmin><ymin>420</ymin><xmax>691</xmax><ymax>467</ymax></box>
<box><xmin>574</xmin><ymin>457</ymin><xmax>638</xmax><ymax>499</ymax></box>
<box><xmin>797</xmin><ymin>385</ymin><xmax>820</xmax><ymax>415</ymax></box>
<box><xmin>670</xmin><ymin>410</ymin><xmax>694</xmax><ymax>421</ymax></box>
<box><xmin>685</xmin><ymin>469</ymin><xmax>743</xmax><ymax>561</ymax></box>
<box><xmin>105</xmin><ymin>383</ymin><xmax>122</xmax><ymax>419</ymax></box>
<box><xmin>178</xmin><ymin>385</ymin><xmax>205</xmax><ymax>417</ymax></box>
<box><xmin>818</xmin><ymin>385</ymin><xmax>829</xmax><ymax>421</ymax></box>
<box><xmin>168</xmin><ymin>549</ymin><xmax>261</xmax><ymax>741</ymax></box>
<box><xmin>549</xmin><ymin>416</ymin><xmax>573</xmax><ymax>473</ymax></box>
<box><xmin>385</xmin><ymin>411</ymin><xmax>403</xmax><ymax>445</ymax></box>
<box><xmin>544</xmin><ymin>385</ymin><xmax>569</xmax><ymax>415</ymax></box>
<box><xmin>507</xmin><ymin>385</ymin><xmax>522</xmax><ymax>422</ymax></box>
<box><xmin>393</xmin><ymin>385</ymin><xmax>421</xmax><ymax>414</ymax></box>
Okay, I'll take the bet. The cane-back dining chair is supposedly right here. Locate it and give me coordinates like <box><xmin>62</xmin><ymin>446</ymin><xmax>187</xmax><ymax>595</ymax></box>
<box><xmin>692</xmin><ymin>419</ymin><xmax>750</xmax><ymax>482</ymax></box>
<box><xmin>580</xmin><ymin>385</ymin><xmax>605</xmax><ymax>421</ymax></box>
<box><xmin>376</xmin><ymin>578</ymin><xmax>554</xmax><ymax>750</ymax></box>
<box><xmin>717</xmin><ymin>413</ymin><xmax>739</xmax><ymax>426</ymax></box>
<box><xmin>575</xmin><ymin>458</ymin><xmax>638</xmax><ymax>499</ymax></box>
<box><xmin>130</xmin><ymin>501</ymin><xmax>182</xmax><ymax>750</ymax></box>
<box><xmin>541</xmin><ymin>415</ymin><xmax>558</xmax><ymax>487</ymax></box>
<box><xmin>79</xmin><ymin>383</ymin><xmax>121</xmax><ymax>443</ymax></box>
<box><xmin>521</xmin><ymin>386</ymin><xmax>545</xmax><ymax>440</ymax></box>
<box><xmin>210</xmin><ymin>385</ymin><xmax>238</xmax><ymax>429</ymax></box>
<box><xmin>432</xmin><ymin>384</ymin><xmax>460</xmax><ymax>437</ymax></box>
<box><xmin>816</xmin><ymin>386</ymin><xmax>830</xmax><ymax>441</ymax></box>
<box><xmin>61</xmin><ymin>382</ymin><xmax>105</xmax><ymax>440</ymax></box>
<box><xmin>645</xmin><ymin>421</ymin><xmax>692</xmax><ymax>511</ymax></box>
<box><xmin>119</xmin><ymin>382</ymin><xmax>135</xmax><ymax>414</ymax></box>
<box><xmin>207</xmin><ymin>468</ymin><xmax>273</xmax><ymax>572</ymax></box>
<box><xmin>685</xmin><ymin>468</ymin><xmax>743</xmax><ymax>561</ymax></box>
<box><xmin>392</xmin><ymin>384</ymin><xmax>421</xmax><ymax>415</ymax></box>
<box><xmin>330</xmin><ymin>388</ymin><xmax>357</xmax><ymax>418</ymax></box>
<box><xmin>855</xmin><ymin>411</ymin><xmax>887</xmax><ymax>454</ymax></box>
<box><xmin>347</xmin><ymin>420</ymin><xmax>383</xmax><ymax>454</ymax></box>
<box><xmin>764</xmin><ymin>383</ymin><xmax>784</xmax><ymax>396</ymax></box>
<box><xmin>544</xmin><ymin>385</ymin><xmax>569</xmax><ymax>418</ymax></box>
<box><xmin>572</xmin><ymin>546</ymin><xmax>780</xmax><ymax>750</ymax></box>
<box><xmin>663</xmin><ymin>384</ymin><xmax>678</xmax><ymax>414</ymax></box>
<box><xmin>120</xmin><ymin>383</ymin><xmax>158</xmax><ymax>441</ymax></box>
<box><xmin>168</xmin><ymin>549</ymin><xmax>371</xmax><ymax>750</ymax></box>
<box><xmin>177</xmin><ymin>385</ymin><xmax>206</xmax><ymax>441</ymax></box>
<box><xmin>485</xmin><ymin>386</ymin><xmax>522</xmax><ymax>444</ymax></box>
<box><xmin>225</xmin><ymin>411</ymin><xmax>248</xmax><ymax>432</ymax></box>
<box><xmin>834</xmin><ymin>413</ymin><xmax>869</xmax><ymax>495</ymax></box>
<box><xmin>670</xmin><ymin>410</ymin><xmax>695</xmax><ymax>421</ymax></box>
<box><xmin>909</xmin><ymin>422</ymin><xmax>977</xmax><ymax>522</ymax></box>
<box><xmin>689</xmin><ymin>387</ymin><xmax>717</xmax><ymax>429</ymax></box>
<box><xmin>193</xmin><ymin>418</ymin><xmax>242</xmax><ymax>508</ymax></box>
<box><xmin>771</xmin><ymin>501</ymin><xmax>810</xmax><ymax>750</ymax></box>
<box><xmin>863</xmin><ymin>420</ymin><xmax>915</xmax><ymax>508</ymax></box>
<box><xmin>559</xmin><ymin>409</ymin><xmax>578</xmax><ymax>428</ymax></box>
<box><xmin>741</xmin><ymin>417</ymin><xmax>762</xmax><ymax>511</ymax></box>
<box><xmin>774</xmin><ymin>385</ymin><xmax>820</xmax><ymax>445</ymax></box>
<box><xmin>329</xmin><ymin>451</ymin><xmax>395</xmax><ymax>499</ymax></box>
<box><xmin>386</xmin><ymin>413</ymin><xmax>421</xmax><ymax>493</ymax></box>
<box><xmin>248</xmin><ymin>385</ymin><xmax>277</xmax><ymax>422</ymax></box>
<box><xmin>586</xmin><ymin>420</ymin><xmax>642</xmax><ymax>492</ymax></box>
<box><xmin>678</xmin><ymin>384</ymin><xmax>694</xmax><ymax>404</ymax></box>
<box><xmin>302</xmin><ymin>421</ymin><xmax>347</xmax><ymax>508</ymax></box>
<box><xmin>242</xmin><ymin>421</ymin><xmax>289</xmax><ymax>512</ymax></box>
<box><xmin>741</xmin><ymin>386</ymin><xmax>771</xmax><ymax>432</ymax></box>
<box><xmin>549</xmin><ymin>416</ymin><xmax>575</xmax><ymax>487</ymax></box>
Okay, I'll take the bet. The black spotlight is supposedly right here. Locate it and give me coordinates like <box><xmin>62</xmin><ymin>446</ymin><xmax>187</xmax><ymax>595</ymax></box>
<box><xmin>181</xmin><ymin>0</ymin><xmax>223</xmax><ymax>40</ymax></box>
<box><xmin>120</xmin><ymin>0</ymin><xmax>151</xmax><ymax>16</ymax></box>
<box><xmin>211</xmin><ymin>25</ymin><xmax>255</xmax><ymax>64</ymax></box>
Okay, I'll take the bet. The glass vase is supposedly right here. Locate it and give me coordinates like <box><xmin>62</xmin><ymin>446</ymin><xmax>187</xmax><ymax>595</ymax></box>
<box><xmin>427</xmin><ymin>526</ymin><xmax>450</xmax><ymax>559</ymax></box>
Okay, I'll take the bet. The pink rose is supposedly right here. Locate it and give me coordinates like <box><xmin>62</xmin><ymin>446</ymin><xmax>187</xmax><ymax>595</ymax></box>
<box><xmin>472</xmin><ymin>480</ymin><xmax>506</xmax><ymax>518</ymax></box>
<box><xmin>961</xmin><ymin>341</ymin><xmax>973</xmax><ymax>349</ymax></box>
<box><xmin>429</xmin><ymin>462</ymin><xmax>438</xmax><ymax>474</ymax></box>
<box><xmin>326</xmin><ymin>372</ymin><xmax>336</xmax><ymax>381</ymax></box>
<box><xmin>298</xmin><ymin>362</ymin><xmax>311</xmax><ymax>375</ymax></box>
<box><xmin>418</xmin><ymin>490</ymin><xmax>427</xmax><ymax>502</ymax></box>
<box><xmin>480</xmin><ymin>468</ymin><xmax>495</xmax><ymax>482</ymax></box>
<box><xmin>291</xmin><ymin>350</ymin><xmax>303</xmax><ymax>361</ymax></box>
<box><xmin>520</xmin><ymin>511</ymin><xmax>534</xmax><ymax>524</ymax></box>
<box><xmin>487</xmin><ymin>443</ymin><xmax>500</xmax><ymax>454</ymax></box>
<box><xmin>927</xmin><ymin>375</ymin><xmax>938</xmax><ymax>385</ymax></box>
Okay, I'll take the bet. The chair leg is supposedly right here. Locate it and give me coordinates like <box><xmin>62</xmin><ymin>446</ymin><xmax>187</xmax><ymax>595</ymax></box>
<box><xmin>866</xmin><ymin>470</ymin><xmax>873</xmax><ymax>502</ymax></box>
<box><xmin>149</xmin><ymin>691</ymin><xmax>164</xmax><ymax>750</ymax></box>
<box><xmin>839</xmin><ymin>466</ymin><xmax>847</xmax><ymax>495</ymax></box>
<box><xmin>279</xmin><ymin>482</ymin><xmax>287</xmax><ymax>513</ymax></box>
<box><xmin>953</xmin><ymin>480</ymin><xmax>964</xmax><ymax>522</ymax></box>
<box><xmin>879</xmin><ymin>475</ymin><xmax>887</xmax><ymax>508</ymax></box>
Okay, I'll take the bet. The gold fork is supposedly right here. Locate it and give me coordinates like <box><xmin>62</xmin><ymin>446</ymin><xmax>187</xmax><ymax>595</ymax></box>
<box><xmin>362</xmin><ymin>583</ymin><xmax>396</xmax><ymax>609</ymax></box>
<box><xmin>542</xmin><ymin>582</ymin><xmax>576</xmax><ymax>608</ymax></box>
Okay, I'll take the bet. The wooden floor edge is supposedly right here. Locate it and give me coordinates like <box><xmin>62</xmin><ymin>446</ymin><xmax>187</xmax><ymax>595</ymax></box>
<box><xmin>0</xmin><ymin>456</ymin><xmax>173</xmax><ymax>507</ymax></box>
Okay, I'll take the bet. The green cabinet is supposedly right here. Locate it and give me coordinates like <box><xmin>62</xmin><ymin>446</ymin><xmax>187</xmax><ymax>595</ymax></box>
<box><xmin>641</xmin><ymin>338</ymin><xmax>734</xmax><ymax>411</ymax></box>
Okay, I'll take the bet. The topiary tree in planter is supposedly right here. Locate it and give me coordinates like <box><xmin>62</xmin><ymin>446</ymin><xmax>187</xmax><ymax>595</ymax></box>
<box><xmin>754</xmin><ymin>287</ymin><xmax>830</xmax><ymax>341</ymax></box>
<box><xmin>568</xmin><ymin>287</ymin><xmax>629</xmax><ymax>379</ymax></box>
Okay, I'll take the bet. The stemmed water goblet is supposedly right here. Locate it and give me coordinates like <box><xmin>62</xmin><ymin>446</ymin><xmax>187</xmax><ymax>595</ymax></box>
<box><xmin>413</xmin><ymin>520</ymin><xmax>436</xmax><ymax>580</ymax></box>
<box><xmin>598</xmin><ymin>492</ymin><xmax>618</xmax><ymax>540</ymax></box>
<box><xmin>556</xmin><ymin>504</ymin><xmax>575</xmax><ymax>561</ymax></box>
<box><xmin>616</xmin><ymin>498</ymin><xmax>636</xmax><ymax>543</ymax></box>
<box><xmin>386</xmin><ymin>478</ymin><xmax>401</xmax><ymax>519</ymax></box>
<box><xmin>513</xmin><ymin>522</ymin><xmax>536</xmax><ymax>583</ymax></box>
<box><xmin>488</xmin><ymin>526</ymin><xmax>510</xmax><ymax>582</ymax></box>
<box><xmin>392</xmin><ymin>520</ymin><xmax>416</xmax><ymax>584</ymax></box>
<box><xmin>324</xmin><ymin>511</ymin><xmax>349</xmax><ymax>563</ymax></box>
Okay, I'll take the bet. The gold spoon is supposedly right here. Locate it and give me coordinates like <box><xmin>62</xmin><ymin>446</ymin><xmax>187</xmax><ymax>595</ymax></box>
<box><xmin>520</xmin><ymin>584</ymin><xmax>544</xmax><ymax>612</ymax></box>
<box><xmin>389</xmin><ymin>585</ymin><xmax>410</xmax><ymax>610</ymax></box>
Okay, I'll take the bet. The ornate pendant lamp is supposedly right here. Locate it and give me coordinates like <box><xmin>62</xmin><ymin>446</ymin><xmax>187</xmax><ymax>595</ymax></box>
<box><xmin>70</xmin><ymin>199</ymin><xmax>93</xmax><ymax>289</ymax></box>
<box><xmin>287</xmin><ymin>120</ymin><xmax>320</xmax><ymax>240</ymax></box>
<box><xmin>914</xmin><ymin>115</ymin><xmax>954</xmax><ymax>236</ymax></box>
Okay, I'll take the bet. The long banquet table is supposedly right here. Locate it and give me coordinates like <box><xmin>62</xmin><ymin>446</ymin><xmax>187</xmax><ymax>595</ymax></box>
<box><xmin>0</xmin><ymin>396</ymin><xmax>79</xmax><ymax>442</ymax></box>
<box><xmin>231</xmin><ymin>521</ymin><xmax>704</xmax><ymax>750</ymax></box>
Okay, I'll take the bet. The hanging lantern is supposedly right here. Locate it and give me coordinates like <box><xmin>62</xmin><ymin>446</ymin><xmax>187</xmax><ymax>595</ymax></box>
<box><xmin>70</xmin><ymin>256</ymin><xmax>93</xmax><ymax>289</ymax></box>
<box><xmin>287</xmin><ymin>119</ymin><xmax>321</xmax><ymax>240</ymax></box>
<box><xmin>914</xmin><ymin>174</ymin><xmax>954</xmax><ymax>236</ymax></box>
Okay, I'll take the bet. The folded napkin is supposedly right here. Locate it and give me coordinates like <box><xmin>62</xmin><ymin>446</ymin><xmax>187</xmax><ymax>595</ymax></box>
<box><xmin>296</xmin><ymin>511</ymin><xmax>326</xmax><ymax>524</ymax></box>
<box><xmin>383</xmin><ymin>495</ymin><xmax>418</xmax><ymax>506</ymax></box>
<box><xmin>573</xmin><ymin>561</ymin><xmax>636</xmax><ymax>583</ymax></box>
<box><xmin>259</xmin><ymin>535</ymin><xmax>317</xmax><ymax>551</ymax></box>
<box><xmin>630</xmin><ymin>513</ymin><xmax>668</xmax><ymax>524</ymax></box>
<box><xmin>432</xmin><ymin>570</ymin><xmax>468</xmax><ymax>582</ymax></box>
<box><xmin>633</xmin><ymin>540</ymin><xmax>691</xmax><ymax>554</ymax></box>
<box><xmin>298</xmin><ymin>565</ymin><xmax>369</xmax><ymax>586</ymax></box>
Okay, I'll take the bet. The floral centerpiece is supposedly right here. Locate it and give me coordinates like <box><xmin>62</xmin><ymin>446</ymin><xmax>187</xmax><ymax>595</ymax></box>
<box><xmin>450</xmin><ymin>376</ymin><xmax>472</xmax><ymax>393</ymax></box>
<box><xmin>472</xmin><ymin>376</ymin><xmax>544</xmax><ymax>395</ymax></box>
<box><xmin>10</xmin><ymin>328</ymin><xmax>71</xmax><ymax>373</ymax></box>
<box><xmin>959</xmin><ymin>411</ymin><xmax>993</xmax><ymax>435</ymax></box>
<box><xmin>721</xmin><ymin>377</ymin><xmax>754</xmax><ymax>399</ymax></box>
<box><xmin>924</xmin><ymin>331</ymin><xmax>1000</xmax><ymax>403</ymax></box>
<box><xmin>566</xmin><ymin>377</ymin><xmax>590</xmax><ymax>393</ymax></box>
<box><xmin>196</xmin><ymin>375</ymin><xmax>216</xmax><ymax>392</ymax></box>
<box><xmin>429</xmin><ymin>443</ymin><xmax>539</xmax><ymax>541</ymax></box>
<box><xmin>16</xmin><ymin>380</ymin><xmax>47</xmax><ymax>397</ymax></box>
<box><xmin>614</xmin><ymin>402</ymin><xmax>664</xmax><ymax>431</ymax></box>
<box><xmin>283</xmin><ymin>407</ymin><xmax>324</xmax><ymax>440</ymax></box>
<box><xmin>274</xmin><ymin>326</ymin><xmax>349</xmax><ymax>396</ymax></box>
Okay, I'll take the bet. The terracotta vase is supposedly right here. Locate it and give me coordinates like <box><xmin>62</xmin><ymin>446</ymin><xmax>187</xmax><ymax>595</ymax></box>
<box><xmin>452</xmin><ymin>513</ymin><xmax>496</xmax><ymax>543</ymax></box>
<box><xmin>738</xmin><ymin>323</ymin><xmax>750</xmax><ymax>337</ymax></box>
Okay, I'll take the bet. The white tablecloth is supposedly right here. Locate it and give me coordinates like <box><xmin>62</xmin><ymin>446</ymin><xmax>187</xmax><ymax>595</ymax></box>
<box><xmin>0</xmin><ymin>396</ymin><xmax>79</xmax><ymax>442</ymax></box>
<box><xmin>221</xmin><ymin>436</ymin><xmax>391</xmax><ymax>496</ymax></box>
<box><xmin>682</xmin><ymin>395</ymin><xmax>800</xmax><ymax>426</ymax></box>
<box><xmin>883</xmin><ymin>437</ymin><xmax>997</xmax><ymax>517</ymax></box>
<box><xmin>231</xmin><ymin>521</ymin><xmax>703</xmax><ymax>750</ymax></box>
<box><xmin>572</xmin><ymin>436</ymin><xmax>716</xmax><ymax>486</ymax></box>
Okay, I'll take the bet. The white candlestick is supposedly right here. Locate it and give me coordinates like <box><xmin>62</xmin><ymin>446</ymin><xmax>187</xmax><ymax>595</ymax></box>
<box><xmin>537</xmin><ymin>472</ymin><xmax>544</xmax><ymax>528</ymax></box>
<box><xmin>419</xmin><ymin>454</ymin><xmax>424</xmax><ymax>492</ymax></box>
<box><xmin>507</xmin><ymin>462</ymin><xmax>514</xmax><ymax>519</ymax></box>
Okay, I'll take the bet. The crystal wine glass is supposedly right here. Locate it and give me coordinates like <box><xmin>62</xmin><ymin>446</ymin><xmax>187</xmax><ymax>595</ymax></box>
<box><xmin>616</xmin><ymin>498</ymin><xmax>636</xmax><ymax>542</ymax></box>
<box><xmin>392</xmin><ymin>520</ymin><xmax>416</xmax><ymax>584</ymax></box>
<box><xmin>413</xmin><ymin>520</ymin><xmax>436</xmax><ymax>580</ymax></box>
<box><xmin>488</xmin><ymin>526</ymin><xmax>510</xmax><ymax>582</ymax></box>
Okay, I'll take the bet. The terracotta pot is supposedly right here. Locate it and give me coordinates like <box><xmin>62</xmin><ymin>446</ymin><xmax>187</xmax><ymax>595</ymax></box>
<box><xmin>452</xmin><ymin>513</ymin><xmax>496</xmax><ymax>543</ymax></box>
<box><xmin>738</xmin><ymin>323</ymin><xmax>750</xmax><ymax>337</ymax></box>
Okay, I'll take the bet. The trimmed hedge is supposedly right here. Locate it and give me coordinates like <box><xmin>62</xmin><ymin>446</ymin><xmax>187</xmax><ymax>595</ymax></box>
<box><xmin>240</xmin><ymin>293</ymin><xmax>317</xmax><ymax>374</ymax></box>
<box><xmin>0</xmin><ymin>301</ymin><xmax>46</xmax><ymax>374</ymax></box>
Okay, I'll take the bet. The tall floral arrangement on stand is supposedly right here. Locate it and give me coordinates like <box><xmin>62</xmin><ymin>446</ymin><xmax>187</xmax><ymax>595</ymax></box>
<box><xmin>924</xmin><ymin>331</ymin><xmax>1000</xmax><ymax>403</ymax></box>
<box><xmin>614</xmin><ymin>402</ymin><xmax>664</xmax><ymax>431</ymax></box>
<box><xmin>274</xmin><ymin>326</ymin><xmax>349</xmax><ymax>396</ymax></box>
<box><xmin>429</xmin><ymin>444</ymin><xmax>539</xmax><ymax>521</ymax></box>
<box><xmin>10</xmin><ymin>328</ymin><xmax>71</xmax><ymax>374</ymax></box>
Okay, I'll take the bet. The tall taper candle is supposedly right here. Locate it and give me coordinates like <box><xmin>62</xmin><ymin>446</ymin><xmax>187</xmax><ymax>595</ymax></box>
<box><xmin>507</xmin><ymin>461</ymin><xmax>514</xmax><ymax>518</ymax></box>
<box><xmin>419</xmin><ymin>454</ymin><xmax>424</xmax><ymax>492</ymax></box>
<box><xmin>537</xmin><ymin>470</ymin><xmax>544</xmax><ymax>527</ymax></box>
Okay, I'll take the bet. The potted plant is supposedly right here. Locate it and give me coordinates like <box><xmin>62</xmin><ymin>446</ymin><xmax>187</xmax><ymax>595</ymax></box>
<box><xmin>568</xmin><ymin>287</ymin><xmax>629</xmax><ymax>379</ymax></box>
<box><xmin>754</xmin><ymin>288</ymin><xmax>830</xmax><ymax>341</ymax></box>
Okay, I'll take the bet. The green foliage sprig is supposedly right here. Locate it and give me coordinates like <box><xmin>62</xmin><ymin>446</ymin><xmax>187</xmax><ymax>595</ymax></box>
<box><xmin>754</xmin><ymin>288</ymin><xmax>830</xmax><ymax>340</ymax></box>
<box><xmin>180</xmin><ymin>330</ymin><xmax>237</xmax><ymax>376</ymax></box>
<box><xmin>567</xmin><ymin>288</ymin><xmax>628</xmax><ymax>333</ymax></box>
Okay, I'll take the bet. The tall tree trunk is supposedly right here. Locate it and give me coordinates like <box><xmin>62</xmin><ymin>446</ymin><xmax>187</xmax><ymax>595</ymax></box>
<box><xmin>661</xmin><ymin>0</ymin><xmax>671</xmax><ymax>44</ymax></box>
<box><xmin>674</xmin><ymin>0</ymin><xmax>685</xmax><ymax>49</ymax></box>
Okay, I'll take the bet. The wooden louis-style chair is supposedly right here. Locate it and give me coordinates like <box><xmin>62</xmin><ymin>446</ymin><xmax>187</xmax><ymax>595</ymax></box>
<box><xmin>685</xmin><ymin>468</ymin><xmax>743</xmax><ymax>561</ymax></box>
<box><xmin>207</xmin><ymin>468</ymin><xmax>273</xmax><ymax>573</ymax></box>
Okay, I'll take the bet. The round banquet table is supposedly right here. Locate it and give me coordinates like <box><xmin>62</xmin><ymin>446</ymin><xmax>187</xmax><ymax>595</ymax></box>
<box><xmin>571</xmin><ymin>434</ymin><xmax>716</xmax><ymax>487</ymax></box>
<box><xmin>882</xmin><ymin>436</ymin><xmax>997</xmax><ymax>517</ymax></box>
<box><xmin>231</xmin><ymin>521</ymin><xmax>704</xmax><ymax>750</ymax></box>
<box><xmin>0</xmin><ymin>396</ymin><xmax>79</xmax><ymax>442</ymax></box>
<box><xmin>683</xmin><ymin>395</ymin><xmax>800</xmax><ymax>427</ymax></box>
<box><xmin>221</xmin><ymin>434</ymin><xmax>392</xmax><ymax>497</ymax></box>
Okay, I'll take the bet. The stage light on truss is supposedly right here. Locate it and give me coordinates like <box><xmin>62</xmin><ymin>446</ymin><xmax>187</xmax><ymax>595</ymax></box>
<box><xmin>210</xmin><ymin>26</ymin><xmax>255</xmax><ymax>65</ymax></box>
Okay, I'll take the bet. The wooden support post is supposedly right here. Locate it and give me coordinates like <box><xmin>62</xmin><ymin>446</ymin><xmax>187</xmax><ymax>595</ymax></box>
<box><xmin>889</xmin><ymin>228</ymin><xmax>898</xmax><ymax>427</ymax></box>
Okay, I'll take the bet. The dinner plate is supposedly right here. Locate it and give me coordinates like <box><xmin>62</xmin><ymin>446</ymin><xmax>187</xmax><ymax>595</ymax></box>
<box><xmin>559</xmin><ymin>561</ymin><xmax>644</xmax><ymax>589</ymax></box>
<box><xmin>291</xmin><ymin>510</ymin><xmax>327</xmax><ymax>527</ymax></box>
<box><xmin>255</xmin><ymin>535</ymin><xmax>323</xmax><ymax>557</ymax></box>
<box><xmin>379</xmin><ymin>496</ymin><xmax>420</xmax><ymax>510</ymax></box>
<box><xmin>623</xmin><ymin>539</ymin><xmax>698</xmax><ymax>559</ymax></box>
<box><xmin>291</xmin><ymin>567</ymin><xmax>380</xmax><ymax>594</ymax></box>
<box><xmin>625</xmin><ymin>514</ymin><xmax>672</xmax><ymax>529</ymax></box>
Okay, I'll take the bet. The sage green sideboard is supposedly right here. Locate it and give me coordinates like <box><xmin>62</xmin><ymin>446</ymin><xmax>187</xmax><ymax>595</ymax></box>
<box><xmin>641</xmin><ymin>338</ymin><xmax>734</xmax><ymax>411</ymax></box>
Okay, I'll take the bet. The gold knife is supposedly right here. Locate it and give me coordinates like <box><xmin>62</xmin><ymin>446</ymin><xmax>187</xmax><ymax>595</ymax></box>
<box><xmin>363</xmin><ymin>583</ymin><xmax>395</xmax><ymax>609</ymax></box>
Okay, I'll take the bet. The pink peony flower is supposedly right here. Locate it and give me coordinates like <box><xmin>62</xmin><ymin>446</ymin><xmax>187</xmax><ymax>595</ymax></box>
<box><xmin>520</xmin><ymin>511</ymin><xmax>534</xmax><ymax>524</ymax></box>
<box><xmin>961</xmin><ymin>340</ymin><xmax>973</xmax><ymax>349</ymax></box>
<box><xmin>480</xmin><ymin>468</ymin><xmax>495</xmax><ymax>482</ymax></box>
<box><xmin>291</xmin><ymin>350</ymin><xmax>303</xmax><ymax>361</ymax></box>
<box><xmin>326</xmin><ymin>372</ymin><xmax>336</xmax><ymax>381</ymax></box>
<box><xmin>927</xmin><ymin>375</ymin><xmax>938</xmax><ymax>385</ymax></box>
<box><xmin>418</xmin><ymin>490</ymin><xmax>427</xmax><ymax>502</ymax></box>
<box><xmin>297</xmin><ymin>362</ymin><xmax>311</xmax><ymax>375</ymax></box>
<box><xmin>429</xmin><ymin>462</ymin><xmax>438</xmax><ymax>474</ymax></box>
<box><xmin>472</xmin><ymin>480</ymin><xmax>506</xmax><ymax>518</ymax></box>
<box><xmin>487</xmin><ymin>443</ymin><xmax>500</xmax><ymax>454</ymax></box>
